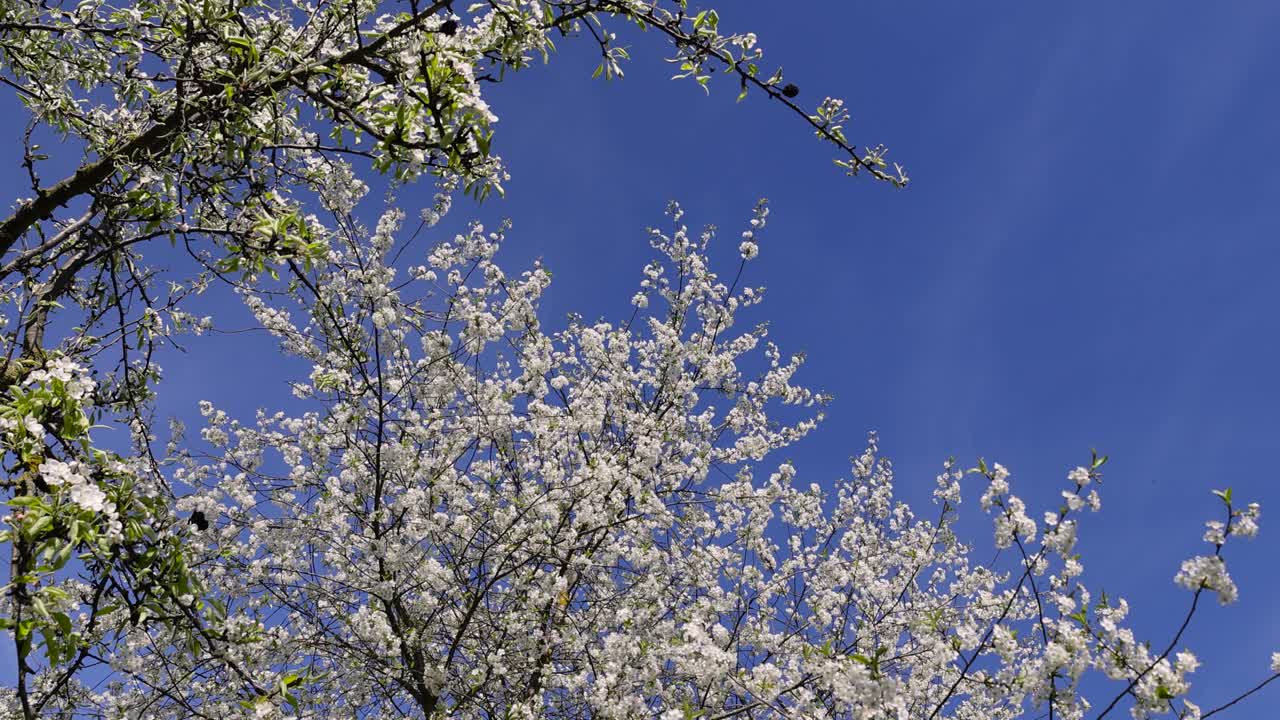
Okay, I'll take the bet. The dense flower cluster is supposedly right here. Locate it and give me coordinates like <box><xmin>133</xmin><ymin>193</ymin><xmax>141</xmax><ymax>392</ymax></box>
<box><xmin>24</xmin><ymin>203</ymin><xmax>1248</xmax><ymax>719</ymax></box>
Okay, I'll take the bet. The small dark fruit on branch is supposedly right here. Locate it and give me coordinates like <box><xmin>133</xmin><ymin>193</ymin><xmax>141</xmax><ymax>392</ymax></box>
<box><xmin>189</xmin><ymin>511</ymin><xmax>209</xmax><ymax>531</ymax></box>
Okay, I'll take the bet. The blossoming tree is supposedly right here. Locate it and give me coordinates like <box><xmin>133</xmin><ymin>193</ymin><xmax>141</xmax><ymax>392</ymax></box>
<box><xmin>0</xmin><ymin>1</ymin><xmax>1275</xmax><ymax>719</ymax></box>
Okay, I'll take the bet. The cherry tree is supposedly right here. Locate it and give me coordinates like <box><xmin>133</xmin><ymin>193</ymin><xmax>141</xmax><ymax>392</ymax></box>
<box><xmin>0</xmin><ymin>0</ymin><xmax>1275</xmax><ymax>718</ymax></box>
<box><xmin>92</xmin><ymin>200</ymin><xmax>1265</xmax><ymax>719</ymax></box>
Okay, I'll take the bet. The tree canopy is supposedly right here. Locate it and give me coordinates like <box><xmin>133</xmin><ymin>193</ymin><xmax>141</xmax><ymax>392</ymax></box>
<box><xmin>0</xmin><ymin>2</ymin><xmax>1273</xmax><ymax>719</ymax></box>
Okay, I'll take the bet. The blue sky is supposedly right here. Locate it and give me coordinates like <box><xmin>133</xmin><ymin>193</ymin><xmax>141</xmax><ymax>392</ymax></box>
<box><xmin>5</xmin><ymin>0</ymin><xmax>1280</xmax><ymax>713</ymax></box>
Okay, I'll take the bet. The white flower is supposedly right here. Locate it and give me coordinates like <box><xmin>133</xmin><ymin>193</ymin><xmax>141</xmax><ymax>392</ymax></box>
<box><xmin>738</xmin><ymin>240</ymin><xmax>758</xmax><ymax>260</ymax></box>
<box><xmin>22</xmin><ymin>416</ymin><xmax>43</xmax><ymax>437</ymax></box>
<box><xmin>39</xmin><ymin>459</ymin><xmax>83</xmax><ymax>488</ymax></box>
<box><xmin>1063</xmin><ymin>490</ymin><xmax>1084</xmax><ymax>512</ymax></box>
<box><xmin>1233</xmin><ymin>504</ymin><xmax>1261</xmax><ymax>539</ymax></box>
<box><xmin>39</xmin><ymin>459</ymin><xmax>114</xmax><ymax>514</ymax></box>
<box><xmin>1175</xmin><ymin>555</ymin><xmax>1238</xmax><ymax>605</ymax></box>
<box><xmin>1067</xmin><ymin>466</ymin><xmax>1091</xmax><ymax>486</ymax></box>
<box><xmin>70</xmin><ymin>481</ymin><xmax>108</xmax><ymax>513</ymax></box>
<box><xmin>1271</xmin><ymin>652</ymin><xmax>1280</xmax><ymax>673</ymax></box>
<box><xmin>371</xmin><ymin>306</ymin><xmax>396</xmax><ymax>329</ymax></box>
<box><xmin>1086</xmin><ymin>489</ymin><xmax>1102</xmax><ymax>511</ymax></box>
<box><xmin>1175</xmin><ymin>650</ymin><xmax>1199</xmax><ymax>673</ymax></box>
<box><xmin>1203</xmin><ymin>520</ymin><xmax>1226</xmax><ymax>544</ymax></box>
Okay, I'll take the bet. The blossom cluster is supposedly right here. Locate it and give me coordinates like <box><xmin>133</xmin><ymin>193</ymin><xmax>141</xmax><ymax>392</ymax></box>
<box><xmin>53</xmin><ymin>204</ymin><xmax>1259</xmax><ymax>720</ymax></box>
